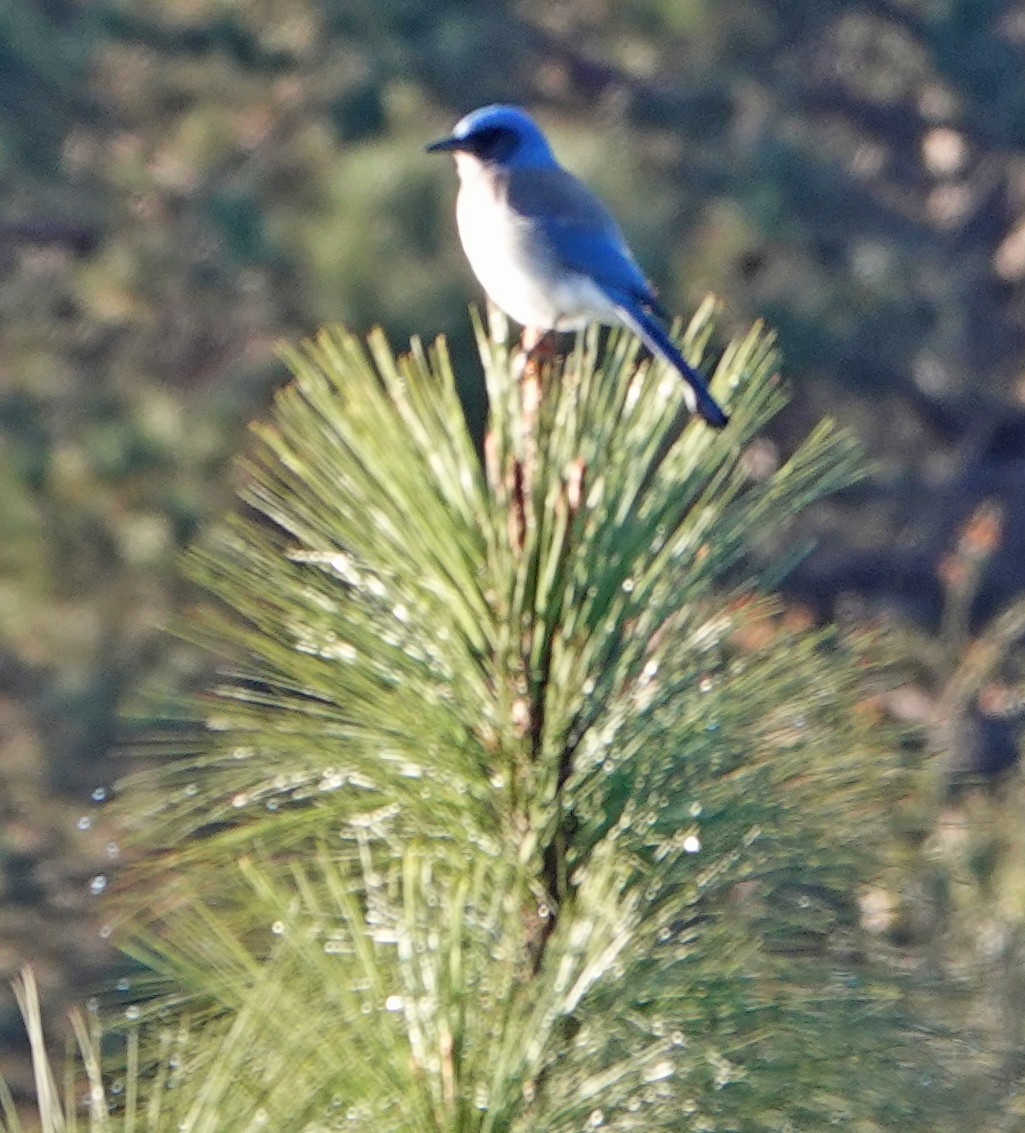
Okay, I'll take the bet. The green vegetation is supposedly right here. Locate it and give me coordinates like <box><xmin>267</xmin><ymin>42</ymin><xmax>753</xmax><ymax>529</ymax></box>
<box><xmin>3</xmin><ymin>0</ymin><xmax>1025</xmax><ymax>1126</ymax></box>
<box><xmin>3</xmin><ymin>313</ymin><xmax>954</xmax><ymax>1130</ymax></box>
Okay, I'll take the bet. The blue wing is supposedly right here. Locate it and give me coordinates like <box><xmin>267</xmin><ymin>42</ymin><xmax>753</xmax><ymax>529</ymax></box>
<box><xmin>505</xmin><ymin>166</ymin><xmax>728</xmax><ymax>428</ymax></box>
<box><xmin>505</xmin><ymin>166</ymin><xmax>657</xmax><ymax>306</ymax></box>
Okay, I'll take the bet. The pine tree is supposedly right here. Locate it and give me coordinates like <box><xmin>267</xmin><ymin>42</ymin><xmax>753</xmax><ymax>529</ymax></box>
<box><xmin>3</xmin><ymin>308</ymin><xmax>949</xmax><ymax>1131</ymax></box>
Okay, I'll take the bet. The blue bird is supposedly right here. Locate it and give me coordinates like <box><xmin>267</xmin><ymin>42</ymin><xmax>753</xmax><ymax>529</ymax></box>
<box><xmin>426</xmin><ymin>105</ymin><xmax>729</xmax><ymax>429</ymax></box>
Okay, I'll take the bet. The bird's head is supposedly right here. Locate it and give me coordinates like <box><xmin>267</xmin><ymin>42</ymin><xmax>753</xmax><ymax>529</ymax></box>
<box><xmin>426</xmin><ymin>105</ymin><xmax>557</xmax><ymax>173</ymax></box>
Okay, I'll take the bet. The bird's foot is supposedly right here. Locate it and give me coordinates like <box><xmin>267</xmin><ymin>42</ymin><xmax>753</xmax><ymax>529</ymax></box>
<box><xmin>513</xmin><ymin>328</ymin><xmax>558</xmax><ymax>381</ymax></box>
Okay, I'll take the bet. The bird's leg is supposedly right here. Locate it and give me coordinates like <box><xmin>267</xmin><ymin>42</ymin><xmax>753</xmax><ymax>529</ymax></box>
<box><xmin>518</xmin><ymin>327</ymin><xmax>558</xmax><ymax>374</ymax></box>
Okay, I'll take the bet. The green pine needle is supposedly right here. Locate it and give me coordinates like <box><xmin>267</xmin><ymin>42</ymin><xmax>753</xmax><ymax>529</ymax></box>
<box><xmin>51</xmin><ymin>307</ymin><xmax>948</xmax><ymax>1131</ymax></box>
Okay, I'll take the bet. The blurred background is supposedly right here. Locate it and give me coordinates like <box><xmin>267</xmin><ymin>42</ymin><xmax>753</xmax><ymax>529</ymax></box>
<box><xmin>4</xmin><ymin>0</ymin><xmax>1025</xmax><ymax>1114</ymax></box>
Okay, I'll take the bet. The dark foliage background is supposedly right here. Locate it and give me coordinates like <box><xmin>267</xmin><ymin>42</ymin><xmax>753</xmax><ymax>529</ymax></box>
<box><xmin>3</xmin><ymin>0</ymin><xmax>1025</xmax><ymax>1121</ymax></box>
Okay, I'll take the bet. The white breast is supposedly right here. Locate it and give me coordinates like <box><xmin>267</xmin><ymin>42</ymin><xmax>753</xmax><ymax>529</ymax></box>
<box><xmin>454</xmin><ymin>159</ymin><xmax>618</xmax><ymax>332</ymax></box>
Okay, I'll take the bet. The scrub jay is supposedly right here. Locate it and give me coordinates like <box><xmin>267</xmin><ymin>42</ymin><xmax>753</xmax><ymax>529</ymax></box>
<box><xmin>426</xmin><ymin>105</ymin><xmax>729</xmax><ymax>428</ymax></box>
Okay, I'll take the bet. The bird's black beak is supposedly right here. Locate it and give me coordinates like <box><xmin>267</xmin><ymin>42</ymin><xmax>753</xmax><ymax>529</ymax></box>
<box><xmin>425</xmin><ymin>135</ymin><xmax>461</xmax><ymax>154</ymax></box>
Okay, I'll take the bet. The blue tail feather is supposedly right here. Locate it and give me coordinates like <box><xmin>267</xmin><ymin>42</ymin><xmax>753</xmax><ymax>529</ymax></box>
<box><xmin>614</xmin><ymin>303</ymin><xmax>729</xmax><ymax>429</ymax></box>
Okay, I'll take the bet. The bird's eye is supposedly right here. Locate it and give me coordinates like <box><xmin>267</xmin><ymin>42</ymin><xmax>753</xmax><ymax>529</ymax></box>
<box><xmin>468</xmin><ymin>126</ymin><xmax>518</xmax><ymax>162</ymax></box>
